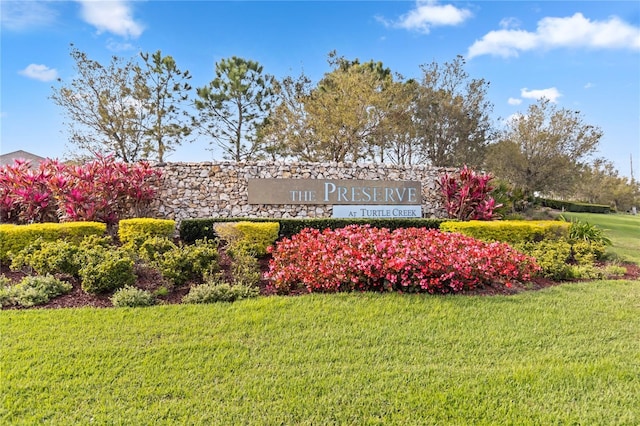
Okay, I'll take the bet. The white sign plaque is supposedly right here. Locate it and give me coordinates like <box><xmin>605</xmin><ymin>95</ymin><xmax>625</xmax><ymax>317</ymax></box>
<box><xmin>332</xmin><ymin>205</ymin><xmax>422</xmax><ymax>219</ymax></box>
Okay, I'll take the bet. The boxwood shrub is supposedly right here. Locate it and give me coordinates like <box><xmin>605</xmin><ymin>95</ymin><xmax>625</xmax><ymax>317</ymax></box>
<box><xmin>79</xmin><ymin>247</ymin><xmax>136</xmax><ymax>294</ymax></box>
<box><xmin>118</xmin><ymin>218</ymin><xmax>175</xmax><ymax>249</ymax></box>
<box><xmin>214</xmin><ymin>222</ymin><xmax>280</xmax><ymax>257</ymax></box>
<box><xmin>180</xmin><ymin>217</ymin><xmax>450</xmax><ymax>243</ymax></box>
<box><xmin>0</xmin><ymin>222</ymin><xmax>106</xmax><ymax>262</ymax></box>
<box><xmin>439</xmin><ymin>220</ymin><xmax>569</xmax><ymax>243</ymax></box>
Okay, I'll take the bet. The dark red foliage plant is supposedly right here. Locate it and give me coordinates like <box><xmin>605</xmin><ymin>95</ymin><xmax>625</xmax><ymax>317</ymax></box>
<box><xmin>0</xmin><ymin>155</ymin><xmax>161</xmax><ymax>227</ymax></box>
<box><xmin>439</xmin><ymin>165</ymin><xmax>502</xmax><ymax>221</ymax></box>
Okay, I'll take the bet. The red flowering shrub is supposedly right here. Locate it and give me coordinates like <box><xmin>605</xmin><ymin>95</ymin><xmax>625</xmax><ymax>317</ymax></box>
<box><xmin>0</xmin><ymin>156</ymin><xmax>160</xmax><ymax>227</ymax></box>
<box><xmin>439</xmin><ymin>165</ymin><xmax>501</xmax><ymax>221</ymax></box>
<box><xmin>266</xmin><ymin>225</ymin><xmax>539</xmax><ymax>294</ymax></box>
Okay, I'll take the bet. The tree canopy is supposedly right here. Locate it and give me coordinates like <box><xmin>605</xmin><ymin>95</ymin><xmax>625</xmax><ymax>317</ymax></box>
<box><xmin>485</xmin><ymin>98</ymin><xmax>602</xmax><ymax>197</ymax></box>
<box><xmin>136</xmin><ymin>51</ymin><xmax>193</xmax><ymax>163</ymax></box>
<box><xmin>51</xmin><ymin>47</ymin><xmax>147</xmax><ymax>162</ymax></box>
<box><xmin>194</xmin><ymin>57</ymin><xmax>275</xmax><ymax>161</ymax></box>
<box><xmin>51</xmin><ymin>46</ymin><xmax>193</xmax><ymax>163</ymax></box>
<box><xmin>48</xmin><ymin>47</ymin><xmax>633</xmax><ymax>209</ymax></box>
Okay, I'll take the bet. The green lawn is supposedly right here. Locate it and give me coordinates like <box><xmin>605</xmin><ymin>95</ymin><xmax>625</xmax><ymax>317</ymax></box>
<box><xmin>2</xmin><ymin>281</ymin><xmax>640</xmax><ymax>424</ymax></box>
<box><xmin>560</xmin><ymin>212</ymin><xmax>640</xmax><ymax>264</ymax></box>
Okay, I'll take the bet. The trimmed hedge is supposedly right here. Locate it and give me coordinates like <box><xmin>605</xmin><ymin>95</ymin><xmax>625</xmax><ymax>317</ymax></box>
<box><xmin>118</xmin><ymin>218</ymin><xmax>176</xmax><ymax>248</ymax></box>
<box><xmin>538</xmin><ymin>198</ymin><xmax>613</xmax><ymax>214</ymax></box>
<box><xmin>180</xmin><ymin>217</ymin><xmax>450</xmax><ymax>243</ymax></box>
<box><xmin>439</xmin><ymin>220</ymin><xmax>569</xmax><ymax>243</ymax></box>
<box><xmin>214</xmin><ymin>222</ymin><xmax>280</xmax><ymax>257</ymax></box>
<box><xmin>0</xmin><ymin>222</ymin><xmax>106</xmax><ymax>262</ymax></box>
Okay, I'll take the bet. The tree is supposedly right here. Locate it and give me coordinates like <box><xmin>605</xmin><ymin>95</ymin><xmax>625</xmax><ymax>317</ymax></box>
<box><xmin>258</xmin><ymin>72</ymin><xmax>315</xmax><ymax>160</ymax></box>
<box><xmin>261</xmin><ymin>53</ymin><xmax>396</xmax><ymax>163</ymax></box>
<box><xmin>302</xmin><ymin>57</ymin><xmax>392</xmax><ymax>162</ymax></box>
<box><xmin>136</xmin><ymin>51</ymin><xmax>193</xmax><ymax>163</ymax></box>
<box><xmin>51</xmin><ymin>46</ymin><xmax>148</xmax><ymax>162</ymax></box>
<box><xmin>369</xmin><ymin>78</ymin><xmax>420</xmax><ymax>165</ymax></box>
<box><xmin>194</xmin><ymin>57</ymin><xmax>275</xmax><ymax>161</ymax></box>
<box><xmin>574</xmin><ymin>159</ymin><xmax>639</xmax><ymax>212</ymax></box>
<box><xmin>485</xmin><ymin>98</ymin><xmax>603</xmax><ymax>197</ymax></box>
<box><xmin>414</xmin><ymin>56</ymin><xmax>494</xmax><ymax>168</ymax></box>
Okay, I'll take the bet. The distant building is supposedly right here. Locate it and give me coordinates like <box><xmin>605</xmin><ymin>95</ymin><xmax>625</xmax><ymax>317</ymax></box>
<box><xmin>0</xmin><ymin>150</ymin><xmax>47</xmax><ymax>167</ymax></box>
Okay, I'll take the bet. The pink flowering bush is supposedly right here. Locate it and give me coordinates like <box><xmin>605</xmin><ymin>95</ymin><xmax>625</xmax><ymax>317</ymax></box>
<box><xmin>47</xmin><ymin>156</ymin><xmax>161</xmax><ymax>227</ymax></box>
<box><xmin>266</xmin><ymin>225</ymin><xmax>539</xmax><ymax>294</ymax></box>
<box><xmin>0</xmin><ymin>159</ymin><xmax>58</xmax><ymax>223</ymax></box>
<box><xmin>0</xmin><ymin>155</ymin><xmax>160</xmax><ymax>227</ymax></box>
<box><xmin>439</xmin><ymin>165</ymin><xmax>501</xmax><ymax>221</ymax></box>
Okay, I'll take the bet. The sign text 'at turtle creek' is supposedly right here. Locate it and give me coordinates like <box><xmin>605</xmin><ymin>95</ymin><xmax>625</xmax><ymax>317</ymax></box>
<box><xmin>247</xmin><ymin>179</ymin><xmax>422</xmax><ymax>206</ymax></box>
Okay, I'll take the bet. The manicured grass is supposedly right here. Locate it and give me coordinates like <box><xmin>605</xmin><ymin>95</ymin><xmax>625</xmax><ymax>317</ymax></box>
<box><xmin>560</xmin><ymin>212</ymin><xmax>640</xmax><ymax>264</ymax></box>
<box><xmin>2</xmin><ymin>281</ymin><xmax>639</xmax><ymax>424</ymax></box>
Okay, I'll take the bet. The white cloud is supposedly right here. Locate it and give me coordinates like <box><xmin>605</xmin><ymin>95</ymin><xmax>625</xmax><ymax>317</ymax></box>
<box><xmin>508</xmin><ymin>97</ymin><xmax>522</xmax><ymax>105</ymax></box>
<box><xmin>521</xmin><ymin>87</ymin><xmax>562</xmax><ymax>103</ymax></box>
<box><xmin>19</xmin><ymin>64</ymin><xmax>59</xmax><ymax>82</ymax></box>
<box><xmin>76</xmin><ymin>0</ymin><xmax>144</xmax><ymax>38</ymax></box>
<box><xmin>0</xmin><ymin>1</ymin><xmax>58</xmax><ymax>31</ymax></box>
<box><xmin>106</xmin><ymin>39</ymin><xmax>136</xmax><ymax>52</ymax></box>
<box><xmin>468</xmin><ymin>12</ymin><xmax>640</xmax><ymax>58</ymax></box>
<box><xmin>499</xmin><ymin>17</ymin><xmax>520</xmax><ymax>30</ymax></box>
<box><xmin>378</xmin><ymin>0</ymin><xmax>472</xmax><ymax>34</ymax></box>
<box><xmin>584</xmin><ymin>82</ymin><xmax>595</xmax><ymax>89</ymax></box>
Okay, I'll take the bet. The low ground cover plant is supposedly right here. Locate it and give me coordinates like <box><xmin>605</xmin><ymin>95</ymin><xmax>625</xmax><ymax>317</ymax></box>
<box><xmin>0</xmin><ymin>275</ymin><xmax>72</xmax><ymax>307</ymax></box>
<box><xmin>110</xmin><ymin>286</ymin><xmax>156</xmax><ymax>308</ymax></box>
<box><xmin>267</xmin><ymin>225</ymin><xmax>540</xmax><ymax>294</ymax></box>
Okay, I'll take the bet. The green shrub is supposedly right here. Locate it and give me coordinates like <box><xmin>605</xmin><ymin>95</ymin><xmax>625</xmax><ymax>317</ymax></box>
<box><xmin>602</xmin><ymin>264</ymin><xmax>627</xmax><ymax>278</ymax></box>
<box><xmin>179</xmin><ymin>218</ymin><xmax>449</xmax><ymax>243</ymax></box>
<box><xmin>0</xmin><ymin>275</ymin><xmax>14</xmax><ymax>306</ymax></box>
<box><xmin>538</xmin><ymin>198</ymin><xmax>613</xmax><ymax>214</ymax></box>
<box><xmin>118</xmin><ymin>218</ymin><xmax>175</xmax><ymax>249</ymax></box>
<box><xmin>214</xmin><ymin>222</ymin><xmax>279</xmax><ymax>257</ymax></box>
<box><xmin>440</xmin><ymin>220</ymin><xmax>569</xmax><ymax>243</ymax></box>
<box><xmin>79</xmin><ymin>234</ymin><xmax>114</xmax><ymax>250</ymax></box>
<box><xmin>233</xmin><ymin>222</ymin><xmax>279</xmax><ymax>256</ymax></box>
<box><xmin>182</xmin><ymin>281</ymin><xmax>259</xmax><ymax>304</ymax></box>
<box><xmin>111</xmin><ymin>286</ymin><xmax>156</xmax><ymax>307</ymax></box>
<box><xmin>515</xmin><ymin>240</ymin><xmax>573</xmax><ymax>280</ymax></box>
<box><xmin>231</xmin><ymin>252</ymin><xmax>261</xmax><ymax>287</ymax></box>
<box><xmin>10</xmin><ymin>239</ymin><xmax>82</xmax><ymax>277</ymax></box>
<box><xmin>156</xmin><ymin>239</ymin><xmax>219</xmax><ymax>286</ymax></box>
<box><xmin>0</xmin><ymin>275</ymin><xmax>72</xmax><ymax>308</ymax></box>
<box><xmin>0</xmin><ymin>222</ymin><xmax>106</xmax><ymax>262</ymax></box>
<box><xmin>138</xmin><ymin>236</ymin><xmax>178</xmax><ymax>263</ymax></box>
<box><xmin>79</xmin><ymin>247</ymin><xmax>135</xmax><ymax>294</ymax></box>
<box><xmin>567</xmin><ymin>264</ymin><xmax>601</xmax><ymax>280</ymax></box>
<box><xmin>571</xmin><ymin>240</ymin><xmax>608</xmax><ymax>265</ymax></box>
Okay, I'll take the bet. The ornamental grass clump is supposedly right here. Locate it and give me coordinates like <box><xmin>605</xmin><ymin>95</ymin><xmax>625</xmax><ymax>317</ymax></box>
<box><xmin>266</xmin><ymin>225</ymin><xmax>539</xmax><ymax>294</ymax></box>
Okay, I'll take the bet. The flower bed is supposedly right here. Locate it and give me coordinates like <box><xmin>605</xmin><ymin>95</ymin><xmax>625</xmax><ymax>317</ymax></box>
<box><xmin>266</xmin><ymin>225</ymin><xmax>540</xmax><ymax>294</ymax></box>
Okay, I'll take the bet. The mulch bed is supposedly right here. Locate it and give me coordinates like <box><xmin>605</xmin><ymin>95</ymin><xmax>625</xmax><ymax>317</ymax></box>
<box><xmin>2</xmin><ymin>251</ymin><xmax>638</xmax><ymax>310</ymax></box>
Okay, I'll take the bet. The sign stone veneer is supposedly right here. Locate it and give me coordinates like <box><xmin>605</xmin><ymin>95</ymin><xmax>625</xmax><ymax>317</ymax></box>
<box><xmin>148</xmin><ymin>161</ymin><xmax>452</xmax><ymax>224</ymax></box>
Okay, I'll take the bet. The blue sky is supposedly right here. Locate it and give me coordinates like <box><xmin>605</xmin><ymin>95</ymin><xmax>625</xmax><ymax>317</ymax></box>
<box><xmin>2</xmin><ymin>1</ymin><xmax>639</xmax><ymax>178</ymax></box>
